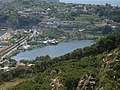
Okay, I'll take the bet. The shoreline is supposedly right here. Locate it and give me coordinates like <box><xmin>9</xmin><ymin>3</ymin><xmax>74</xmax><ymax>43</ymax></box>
<box><xmin>12</xmin><ymin>40</ymin><xmax>95</xmax><ymax>61</ymax></box>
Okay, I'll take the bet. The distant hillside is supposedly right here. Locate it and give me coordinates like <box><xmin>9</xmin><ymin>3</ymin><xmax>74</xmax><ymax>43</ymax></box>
<box><xmin>0</xmin><ymin>0</ymin><xmax>59</xmax><ymax>3</ymax></box>
<box><xmin>0</xmin><ymin>0</ymin><xmax>14</xmax><ymax>3</ymax></box>
<box><xmin>26</xmin><ymin>0</ymin><xmax>59</xmax><ymax>2</ymax></box>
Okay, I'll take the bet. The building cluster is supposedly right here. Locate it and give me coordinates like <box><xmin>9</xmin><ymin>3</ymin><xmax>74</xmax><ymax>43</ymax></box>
<box><xmin>16</xmin><ymin>4</ymin><xmax>90</xmax><ymax>31</ymax></box>
<box><xmin>18</xmin><ymin>8</ymin><xmax>49</xmax><ymax>17</ymax></box>
<box><xmin>16</xmin><ymin>3</ymin><xmax>120</xmax><ymax>32</ymax></box>
<box><xmin>0</xmin><ymin>60</ymin><xmax>34</xmax><ymax>72</ymax></box>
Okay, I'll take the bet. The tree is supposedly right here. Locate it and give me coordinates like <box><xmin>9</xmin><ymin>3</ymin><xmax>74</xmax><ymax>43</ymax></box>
<box><xmin>101</xmin><ymin>25</ymin><xmax>112</xmax><ymax>35</ymax></box>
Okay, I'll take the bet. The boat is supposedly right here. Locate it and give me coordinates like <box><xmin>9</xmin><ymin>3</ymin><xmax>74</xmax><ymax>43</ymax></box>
<box><xmin>50</xmin><ymin>41</ymin><xmax>58</xmax><ymax>45</ymax></box>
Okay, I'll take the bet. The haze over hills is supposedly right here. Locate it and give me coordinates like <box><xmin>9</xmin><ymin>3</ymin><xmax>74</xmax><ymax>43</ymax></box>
<box><xmin>0</xmin><ymin>0</ymin><xmax>119</xmax><ymax>6</ymax></box>
<box><xmin>60</xmin><ymin>0</ymin><xmax>120</xmax><ymax>6</ymax></box>
<box><xmin>30</xmin><ymin>0</ymin><xmax>59</xmax><ymax>2</ymax></box>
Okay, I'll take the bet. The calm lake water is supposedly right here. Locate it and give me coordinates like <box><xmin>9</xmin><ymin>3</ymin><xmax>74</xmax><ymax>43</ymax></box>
<box><xmin>11</xmin><ymin>40</ymin><xmax>95</xmax><ymax>61</ymax></box>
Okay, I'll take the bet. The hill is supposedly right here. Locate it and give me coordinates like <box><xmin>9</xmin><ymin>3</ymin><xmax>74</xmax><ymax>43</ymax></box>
<box><xmin>0</xmin><ymin>34</ymin><xmax>120</xmax><ymax>90</ymax></box>
<box><xmin>0</xmin><ymin>0</ymin><xmax>59</xmax><ymax>3</ymax></box>
<box><xmin>24</xmin><ymin>0</ymin><xmax>59</xmax><ymax>2</ymax></box>
<box><xmin>0</xmin><ymin>0</ymin><xmax>14</xmax><ymax>3</ymax></box>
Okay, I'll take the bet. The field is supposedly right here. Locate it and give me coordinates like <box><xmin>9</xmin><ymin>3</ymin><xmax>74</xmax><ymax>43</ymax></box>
<box><xmin>75</xmin><ymin>14</ymin><xmax>101</xmax><ymax>21</ymax></box>
<box><xmin>0</xmin><ymin>79</ymin><xmax>26</xmax><ymax>90</ymax></box>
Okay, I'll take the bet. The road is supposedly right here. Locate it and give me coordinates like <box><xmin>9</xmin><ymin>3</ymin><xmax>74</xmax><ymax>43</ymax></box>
<box><xmin>0</xmin><ymin>34</ymin><xmax>31</xmax><ymax>61</ymax></box>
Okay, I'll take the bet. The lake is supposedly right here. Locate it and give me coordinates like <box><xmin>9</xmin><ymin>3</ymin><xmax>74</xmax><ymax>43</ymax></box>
<box><xmin>11</xmin><ymin>40</ymin><xmax>95</xmax><ymax>61</ymax></box>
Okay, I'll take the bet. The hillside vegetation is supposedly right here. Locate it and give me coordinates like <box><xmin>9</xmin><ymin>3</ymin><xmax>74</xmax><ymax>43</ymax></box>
<box><xmin>0</xmin><ymin>34</ymin><xmax>120</xmax><ymax>90</ymax></box>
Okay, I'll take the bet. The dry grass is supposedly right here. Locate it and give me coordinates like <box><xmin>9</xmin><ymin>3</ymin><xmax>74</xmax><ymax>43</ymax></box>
<box><xmin>0</xmin><ymin>79</ymin><xmax>26</xmax><ymax>90</ymax></box>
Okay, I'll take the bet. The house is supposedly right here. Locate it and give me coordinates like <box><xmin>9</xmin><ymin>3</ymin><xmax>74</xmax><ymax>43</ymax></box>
<box><xmin>0</xmin><ymin>61</ymin><xmax>3</xmax><ymax>65</ymax></box>
<box><xmin>3</xmin><ymin>60</ymin><xmax>10</xmax><ymax>66</ymax></box>
<box><xmin>27</xmin><ymin>64</ymin><xmax>35</xmax><ymax>67</ymax></box>
<box><xmin>16</xmin><ymin>62</ymin><xmax>26</xmax><ymax>68</ymax></box>
<box><xmin>0</xmin><ymin>66</ymin><xmax>10</xmax><ymax>71</ymax></box>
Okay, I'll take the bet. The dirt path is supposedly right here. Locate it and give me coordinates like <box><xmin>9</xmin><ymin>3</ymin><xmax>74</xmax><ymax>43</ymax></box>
<box><xmin>0</xmin><ymin>79</ymin><xmax>26</xmax><ymax>90</ymax></box>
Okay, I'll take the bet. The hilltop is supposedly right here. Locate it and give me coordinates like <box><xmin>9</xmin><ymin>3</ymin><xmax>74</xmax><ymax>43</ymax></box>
<box><xmin>0</xmin><ymin>0</ymin><xmax>59</xmax><ymax>3</ymax></box>
<box><xmin>23</xmin><ymin>0</ymin><xmax>59</xmax><ymax>2</ymax></box>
